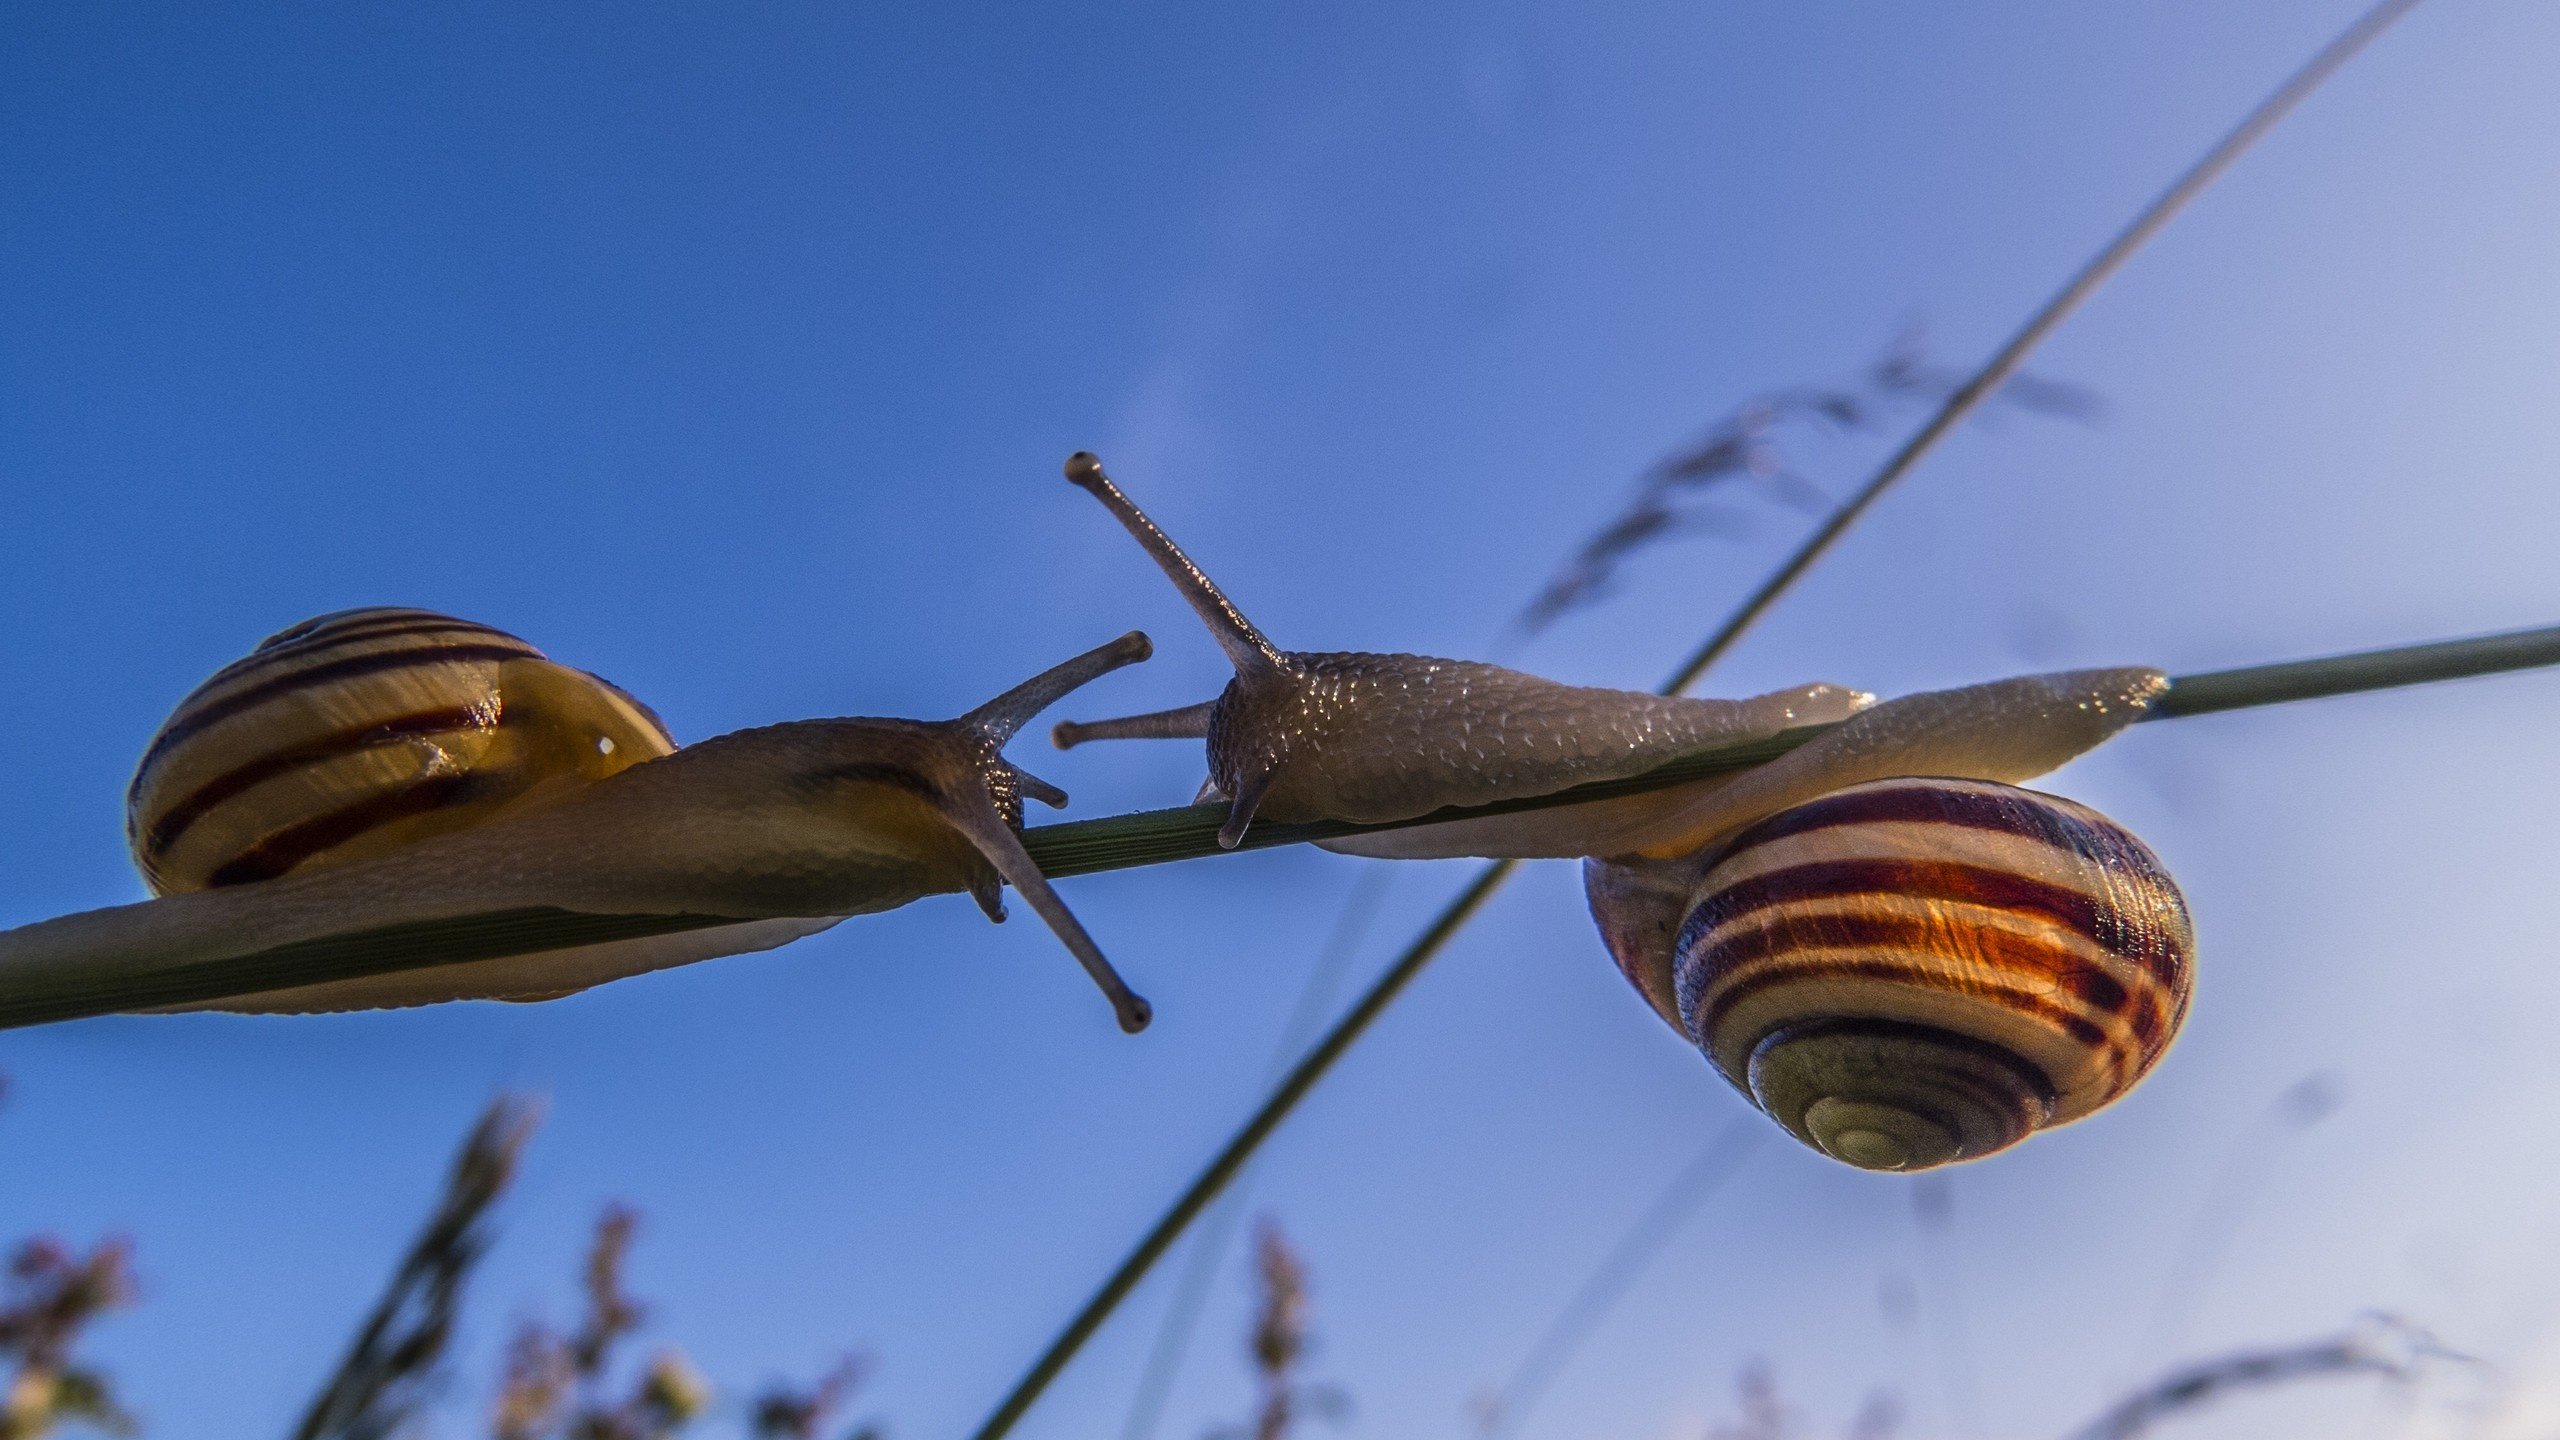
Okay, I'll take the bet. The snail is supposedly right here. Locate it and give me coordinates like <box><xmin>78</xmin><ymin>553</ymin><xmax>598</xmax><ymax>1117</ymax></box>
<box><xmin>1051</xmin><ymin>452</ymin><xmax>2164</xmax><ymax>862</ymax></box>
<box><xmin>1051</xmin><ymin>452</ymin><xmax>1873</xmax><ymax>852</ymax></box>
<box><xmin>10</xmin><ymin>609</ymin><xmax>1158</xmax><ymax>1029</ymax></box>
<box><xmin>1586</xmin><ymin>777</ymin><xmax>2192</xmax><ymax>1171</ymax></box>
<box><xmin>1056</xmin><ymin>452</ymin><xmax>2191</xmax><ymax>1166</ymax></box>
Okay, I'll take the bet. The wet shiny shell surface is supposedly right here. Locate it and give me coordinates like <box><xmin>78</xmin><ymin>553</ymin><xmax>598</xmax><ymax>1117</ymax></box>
<box><xmin>1673</xmin><ymin>776</ymin><xmax>2193</xmax><ymax>1167</ymax></box>
<box><xmin>128</xmin><ymin>608</ymin><xmax>677</xmax><ymax>894</ymax></box>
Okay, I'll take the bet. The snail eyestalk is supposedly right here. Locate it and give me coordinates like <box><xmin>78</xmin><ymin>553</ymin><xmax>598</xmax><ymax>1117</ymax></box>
<box><xmin>943</xmin><ymin>789</ymin><xmax>1152</xmax><ymax>1033</ymax></box>
<box><xmin>964</xmin><ymin>630</ymin><xmax>1155</xmax><ymax>744</ymax></box>
<box><xmin>1065</xmin><ymin>452</ymin><xmax>1288</xmax><ymax>675</ymax></box>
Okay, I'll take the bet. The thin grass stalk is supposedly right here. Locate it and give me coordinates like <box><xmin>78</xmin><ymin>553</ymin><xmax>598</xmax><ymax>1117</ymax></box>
<box><xmin>962</xmin><ymin>860</ymin><xmax>1515</xmax><ymax>1440</ymax></box>
<box><xmin>1660</xmin><ymin>0</ymin><xmax>2426</xmax><ymax>695</ymax></box>
<box><xmin>961</xmin><ymin>5</ymin><xmax>2428</xmax><ymax>1432</ymax></box>
<box><xmin>1117</xmin><ymin>870</ymin><xmax>1390</xmax><ymax>1440</ymax></box>
<box><xmin>1475</xmin><ymin>1121</ymin><xmax>1762</xmax><ymax>1439</ymax></box>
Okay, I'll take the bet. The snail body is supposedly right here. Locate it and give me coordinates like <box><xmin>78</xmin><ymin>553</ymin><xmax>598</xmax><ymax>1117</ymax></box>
<box><xmin>11</xmin><ymin>618</ymin><xmax>1159</xmax><ymax>1029</ymax></box>
<box><xmin>1589</xmin><ymin>777</ymin><xmax>2192</xmax><ymax>1171</ymax></box>
<box><xmin>1052</xmin><ymin>453</ymin><xmax>1871</xmax><ymax>851</ymax></box>
<box><xmin>1054</xmin><ymin>452</ymin><xmax>2168</xmax><ymax>866</ymax></box>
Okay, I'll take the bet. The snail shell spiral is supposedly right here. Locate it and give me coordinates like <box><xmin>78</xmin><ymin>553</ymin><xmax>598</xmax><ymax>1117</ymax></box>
<box><xmin>127</xmin><ymin>607</ymin><xmax>677</xmax><ymax>895</ymax></box>
<box><xmin>1674</xmin><ymin>776</ymin><xmax>2193</xmax><ymax>1172</ymax></box>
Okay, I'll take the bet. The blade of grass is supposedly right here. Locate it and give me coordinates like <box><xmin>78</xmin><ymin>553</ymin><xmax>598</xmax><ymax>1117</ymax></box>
<box><xmin>1116</xmin><ymin>869</ymin><xmax>1390</xmax><ymax>1440</ymax></box>
<box><xmin>963</xmin><ymin>859</ymin><xmax>1516</xmax><ymax>1440</ymax></box>
<box><xmin>2063</xmin><ymin>1317</ymin><xmax>2456</xmax><ymax>1440</ymax></box>
<box><xmin>292</xmin><ymin>1096</ymin><xmax>538</xmax><ymax>1440</ymax></box>
<box><xmin>962</xmin><ymin>6</ymin><xmax>2433</xmax><ymax>1435</ymax></box>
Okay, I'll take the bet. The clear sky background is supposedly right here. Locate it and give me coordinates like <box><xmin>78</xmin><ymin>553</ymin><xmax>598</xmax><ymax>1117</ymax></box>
<box><xmin>7</xmin><ymin>3</ymin><xmax>2560</xmax><ymax>1438</ymax></box>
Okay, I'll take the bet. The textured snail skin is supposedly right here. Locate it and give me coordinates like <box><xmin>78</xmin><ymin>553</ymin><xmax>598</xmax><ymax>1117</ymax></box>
<box><xmin>1346</xmin><ymin>665</ymin><xmax>2167</xmax><ymax>862</ymax></box>
<box><xmin>1053</xmin><ymin>452</ymin><xmax>1870</xmax><ymax>850</ymax></box>
<box><xmin>1623</xmin><ymin>668</ymin><xmax>2168</xmax><ymax>859</ymax></box>
<box><xmin>1210</xmin><ymin>652</ymin><xmax>1869</xmax><ymax>829</ymax></box>
<box><xmin>1581</xmin><ymin>665</ymin><xmax>2170</xmax><ymax>1031</ymax></box>
<box><xmin>3</xmin><ymin>632</ymin><xmax>1157</xmax><ymax>1025</ymax></box>
<box><xmin>1670</xmin><ymin>778</ymin><xmax>2193</xmax><ymax>1172</ymax></box>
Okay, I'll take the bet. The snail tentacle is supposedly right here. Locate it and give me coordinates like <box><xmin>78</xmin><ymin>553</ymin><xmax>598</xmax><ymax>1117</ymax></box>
<box><xmin>938</xmin><ymin>784</ymin><xmax>1152</xmax><ymax>1033</ymax></box>
<box><xmin>1052</xmin><ymin>700</ymin><xmax>1218</xmax><ymax>750</ymax></box>
<box><xmin>963</xmin><ymin>869</ymin><xmax>1008</xmax><ymax>923</ymax></box>
<box><xmin>961</xmin><ymin>629</ymin><xmax>1154</xmax><ymax>744</ymax></box>
<box><xmin>1008</xmin><ymin>766</ymin><xmax>1071</xmax><ymax>811</ymax></box>
<box><xmin>1216</xmin><ymin>760</ymin><xmax>1281</xmax><ymax>849</ymax></box>
<box><xmin>1066</xmin><ymin>452</ymin><xmax>1287</xmax><ymax>675</ymax></box>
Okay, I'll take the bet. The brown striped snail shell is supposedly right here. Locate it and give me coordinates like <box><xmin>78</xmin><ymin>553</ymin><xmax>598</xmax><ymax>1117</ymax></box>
<box><xmin>128</xmin><ymin>607</ymin><xmax>678</xmax><ymax>894</ymax></box>
<box><xmin>69</xmin><ymin>608</ymin><xmax>1159</xmax><ymax>1028</ymax></box>
<box><xmin>1591</xmin><ymin>776</ymin><xmax>2193</xmax><ymax>1172</ymax></box>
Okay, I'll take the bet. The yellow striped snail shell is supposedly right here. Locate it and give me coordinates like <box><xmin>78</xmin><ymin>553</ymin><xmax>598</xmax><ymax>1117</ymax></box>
<box><xmin>1590</xmin><ymin>776</ymin><xmax>2193</xmax><ymax>1172</ymax></box>
<box><xmin>128</xmin><ymin>608</ymin><xmax>677</xmax><ymax>894</ymax></box>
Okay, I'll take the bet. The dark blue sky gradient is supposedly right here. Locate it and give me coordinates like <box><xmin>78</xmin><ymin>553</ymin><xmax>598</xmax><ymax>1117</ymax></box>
<box><xmin>8</xmin><ymin>4</ymin><xmax>2560</xmax><ymax>1437</ymax></box>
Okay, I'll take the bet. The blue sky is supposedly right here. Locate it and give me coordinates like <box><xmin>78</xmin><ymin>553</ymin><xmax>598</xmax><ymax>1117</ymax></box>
<box><xmin>7</xmin><ymin>2</ymin><xmax>2560</xmax><ymax>1437</ymax></box>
